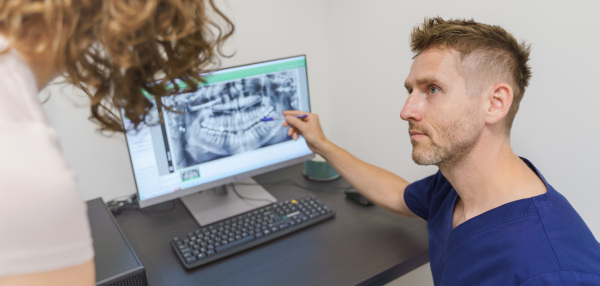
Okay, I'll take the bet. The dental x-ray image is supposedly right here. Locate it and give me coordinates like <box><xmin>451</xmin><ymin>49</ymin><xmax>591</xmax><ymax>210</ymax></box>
<box><xmin>162</xmin><ymin>70</ymin><xmax>301</xmax><ymax>170</ymax></box>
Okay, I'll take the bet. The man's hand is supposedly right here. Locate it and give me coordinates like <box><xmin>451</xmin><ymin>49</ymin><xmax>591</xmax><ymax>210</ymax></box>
<box><xmin>282</xmin><ymin>110</ymin><xmax>416</xmax><ymax>218</ymax></box>
<box><xmin>282</xmin><ymin>110</ymin><xmax>329</xmax><ymax>154</ymax></box>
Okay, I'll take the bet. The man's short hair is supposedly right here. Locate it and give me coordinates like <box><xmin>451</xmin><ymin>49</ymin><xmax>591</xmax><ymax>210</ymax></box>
<box><xmin>410</xmin><ymin>17</ymin><xmax>532</xmax><ymax>132</ymax></box>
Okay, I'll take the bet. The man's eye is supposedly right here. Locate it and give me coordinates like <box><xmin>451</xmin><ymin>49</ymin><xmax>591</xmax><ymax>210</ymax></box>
<box><xmin>428</xmin><ymin>86</ymin><xmax>439</xmax><ymax>95</ymax></box>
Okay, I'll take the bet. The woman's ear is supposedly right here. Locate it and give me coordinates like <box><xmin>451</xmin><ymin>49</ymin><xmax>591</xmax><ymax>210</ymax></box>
<box><xmin>486</xmin><ymin>82</ymin><xmax>513</xmax><ymax>125</ymax></box>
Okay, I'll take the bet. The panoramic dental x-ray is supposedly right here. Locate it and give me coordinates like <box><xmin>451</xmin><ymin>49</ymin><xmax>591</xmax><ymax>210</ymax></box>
<box><xmin>162</xmin><ymin>70</ymin><xmax>301</xmax><ymax>170</ymax></box>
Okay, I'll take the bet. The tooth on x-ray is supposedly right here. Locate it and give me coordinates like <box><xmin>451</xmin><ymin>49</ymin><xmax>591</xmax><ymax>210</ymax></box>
<box><xmin>162</xmin><ymin>71</ymin><xmax>300</xmax><ymax>170</ymax></box>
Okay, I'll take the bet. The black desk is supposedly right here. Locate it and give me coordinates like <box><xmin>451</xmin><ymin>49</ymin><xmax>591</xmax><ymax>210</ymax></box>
<box><xmin>114</xmin><ymin>163</ymin><xmax>429</xmax><ymax>285</ymax></box>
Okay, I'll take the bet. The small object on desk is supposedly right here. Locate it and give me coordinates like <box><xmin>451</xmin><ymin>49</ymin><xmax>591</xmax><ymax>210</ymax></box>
<box><xmin>303</xmin><ymin>155</ymin><xmax>340</xmax><ymax>181</ymax></box>
<box><xmin>171</xmin><ymin>195</ymin><xmax>335</xmax><ymax>270</ymax></box>
<box><xmin>345</xmin><ymin>189</ymin><xmax>373</xmax><ymax>206</ymax></box>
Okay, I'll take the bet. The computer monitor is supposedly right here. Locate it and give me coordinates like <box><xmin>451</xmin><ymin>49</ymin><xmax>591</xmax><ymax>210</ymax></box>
<box><xmin>122</xmin><ymin>55</ymin><xmax>313</xmax><ymax>226</ymax></box>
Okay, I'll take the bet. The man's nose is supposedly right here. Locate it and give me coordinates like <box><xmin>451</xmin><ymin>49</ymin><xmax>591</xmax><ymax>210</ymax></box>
<box><xmin>400</xmin><ymin>93</ymin><xmax>422</xmax><ymax>122</ymax></box>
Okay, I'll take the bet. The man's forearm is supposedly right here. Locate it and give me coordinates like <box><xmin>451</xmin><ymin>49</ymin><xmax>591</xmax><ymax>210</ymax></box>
<box><xmin>316</xmin><ymin>140</ymin><xmax>417</xmax><ymax>217</ymax></box>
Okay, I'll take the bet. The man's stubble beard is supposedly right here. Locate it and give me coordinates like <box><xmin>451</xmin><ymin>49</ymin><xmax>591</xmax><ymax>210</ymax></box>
<box><xmin>409</xmin><ymin>108</ymin><xmax>482</xmax><ymax>169</ymax></box>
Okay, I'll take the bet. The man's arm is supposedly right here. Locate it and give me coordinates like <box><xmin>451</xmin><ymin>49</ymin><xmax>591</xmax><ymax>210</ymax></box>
<box><xmin>283</xmin><ymin>110</ymin><xmax>418</xmax><ymax>217</ymax></box>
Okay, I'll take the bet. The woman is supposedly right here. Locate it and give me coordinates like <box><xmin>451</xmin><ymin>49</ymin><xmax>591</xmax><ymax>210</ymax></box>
<box><xmin>0</xmin><ymin>0</ymin><xmax>233</xmax><ymax>284</ymax></box>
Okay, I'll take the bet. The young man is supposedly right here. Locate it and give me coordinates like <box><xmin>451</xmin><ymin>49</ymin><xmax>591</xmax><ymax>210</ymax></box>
<box><xmin>284</xmin><ymin>18</ymin><xmax>600</xmax><ymax>285</ymax></box>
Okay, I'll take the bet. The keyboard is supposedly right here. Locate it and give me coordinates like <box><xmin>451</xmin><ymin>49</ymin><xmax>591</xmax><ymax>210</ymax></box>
<box><xmin>171</xmin><ymin>195</ymin><xmax>335</xmax><ymax>269</ymax></box>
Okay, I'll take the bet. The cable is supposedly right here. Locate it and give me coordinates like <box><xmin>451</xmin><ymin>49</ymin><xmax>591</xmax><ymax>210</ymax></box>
<box><xmin>230</xmin><ymin>183</ymin><xmax>277</xmax><ymax>204</ymax></box>
<box><xmin>106</xmin><ymin>193</ymin><xmax>176</xmax><ymax>215</ymax></box>
<box><xmin>106</xmin><ymin>194</ymin><xmax>138</xmax><ymax>216</ymax></box>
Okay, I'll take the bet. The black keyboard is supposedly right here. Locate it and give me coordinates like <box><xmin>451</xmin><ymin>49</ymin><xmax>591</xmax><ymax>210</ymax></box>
<box><xmin>171</xmin><ymin>195</ymin><xmax>335</xmax><ymax>269</ymax></box>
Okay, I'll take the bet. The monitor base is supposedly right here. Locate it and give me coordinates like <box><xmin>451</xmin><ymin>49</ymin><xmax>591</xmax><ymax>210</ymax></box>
<box><xmin>181</xmin><ymin>177</ymin><xmax>277</xmax><ymax>226</ymax></box>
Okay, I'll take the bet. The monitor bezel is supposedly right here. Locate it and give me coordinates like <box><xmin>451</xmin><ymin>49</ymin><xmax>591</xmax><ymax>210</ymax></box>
<box><xmin>122</xmin><ymin>55</ymin><xmax>314</xmax><ymax>208</ymax></box>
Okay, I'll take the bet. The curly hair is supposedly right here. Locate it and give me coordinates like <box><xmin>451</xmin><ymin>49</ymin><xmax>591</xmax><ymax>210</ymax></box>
<box><xmin>410</xmin><ymin>17</ymin><xmax>531</xmax><ymax>132</ymax></box>
<box><xmin>0</xmin><ymin>0</ymin><xmax>234</xmax><ymax>132</ymax></box>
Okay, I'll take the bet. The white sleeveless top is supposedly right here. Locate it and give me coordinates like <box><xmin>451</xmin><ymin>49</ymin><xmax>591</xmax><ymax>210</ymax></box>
<box><xmin>0</xmin><ymin>36</ymin><xmax>94</xmax><ymax>276</ymax></box>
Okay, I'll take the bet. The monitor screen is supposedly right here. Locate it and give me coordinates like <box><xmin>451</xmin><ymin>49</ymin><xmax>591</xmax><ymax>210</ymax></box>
<box><xmin>122</xmin><ymin>55</ymin><xmax>313</xmax><ymax>209</ymax></box>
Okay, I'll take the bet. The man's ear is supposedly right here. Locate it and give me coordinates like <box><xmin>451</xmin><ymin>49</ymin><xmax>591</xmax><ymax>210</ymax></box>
<box><xmin>486</xmin><ymin>83</ymin><xmax>513</xmax><ymax>125</ymax></box>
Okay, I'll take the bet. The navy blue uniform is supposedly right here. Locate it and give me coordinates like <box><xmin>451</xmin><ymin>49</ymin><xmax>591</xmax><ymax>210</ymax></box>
<box><xmin>405</xmin><ymin>158</ymin><xmax>600</xmax><ymax>285</ymax></box>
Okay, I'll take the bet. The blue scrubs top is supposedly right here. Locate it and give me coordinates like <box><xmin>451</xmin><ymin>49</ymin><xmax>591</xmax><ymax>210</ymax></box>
<box><xmin>404</xmin><ymin>158</ymin><xmax>600</xmax><ymax>285</ymax></box>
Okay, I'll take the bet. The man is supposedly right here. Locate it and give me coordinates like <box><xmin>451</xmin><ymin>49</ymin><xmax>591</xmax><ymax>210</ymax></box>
<box><xmin>283</xmin><ymin>18</ymin><xmax>600</xmax><ymax>285</ymax></box>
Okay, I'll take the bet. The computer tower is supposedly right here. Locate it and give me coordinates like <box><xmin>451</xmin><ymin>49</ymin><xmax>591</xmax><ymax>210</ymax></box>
<box><xmin>87</xmin><ymin>198</ymin><xmax>147</xmax><ymax>286</ymax></box>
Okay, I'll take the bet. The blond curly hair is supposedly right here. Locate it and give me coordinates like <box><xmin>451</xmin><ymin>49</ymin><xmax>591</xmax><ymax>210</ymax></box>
<box><xmin>0</xmin><ymin>0</ymin><xmax>234</xmax><ymax>132</ymax></box>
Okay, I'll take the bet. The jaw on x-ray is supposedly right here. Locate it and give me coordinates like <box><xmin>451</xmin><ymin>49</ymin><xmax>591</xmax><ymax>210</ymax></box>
<box><xmin>163</xmin><ymin>70</ymin><xmax>300</xmax><ymax>170</ymax></box>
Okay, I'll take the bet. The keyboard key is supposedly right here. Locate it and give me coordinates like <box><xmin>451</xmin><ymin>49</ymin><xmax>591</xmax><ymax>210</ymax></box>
<box><xmin>185</xmin><ymin>256</ymin><xmax>197</xmax><ymax>263</ymax></box>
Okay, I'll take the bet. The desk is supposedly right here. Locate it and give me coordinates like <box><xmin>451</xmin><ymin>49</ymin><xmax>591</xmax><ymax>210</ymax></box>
<box><xmin>113</xmin><ymin>163</ymin><xmax>429</xmax><ymax>285</ymax></box>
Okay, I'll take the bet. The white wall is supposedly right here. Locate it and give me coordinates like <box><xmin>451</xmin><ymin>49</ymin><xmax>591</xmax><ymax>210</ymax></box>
<box><xmin>41</xmin><ymin>0</ymin><xmax>332</xmax><ymax>203</ymax></box>
<box><xmin>42</xmin><ymin>1</ymin><xmax>600</xmax><ymax>284</ymax></box>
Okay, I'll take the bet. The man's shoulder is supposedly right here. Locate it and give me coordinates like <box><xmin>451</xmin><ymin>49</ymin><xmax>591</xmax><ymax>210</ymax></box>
<box><xmin>531</xmin><ymin>185</ymin><xmax>600</xmax><ymax>275</ymax></box>
<box><xmin>404</xmin><ymin>171</ymin><xmax>454</xmax><ymax>220</ymax></box>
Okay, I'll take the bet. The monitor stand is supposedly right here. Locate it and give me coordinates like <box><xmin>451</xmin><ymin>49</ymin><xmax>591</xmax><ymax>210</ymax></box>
<box><xmin>180</xmin><ymin>177</ymin><xmax>277</xmax><ymax>226</ymax></box>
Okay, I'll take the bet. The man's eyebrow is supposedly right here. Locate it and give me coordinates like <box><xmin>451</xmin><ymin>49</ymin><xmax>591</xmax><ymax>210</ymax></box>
<box><xmin>405</xmin><ymin>77</ymin><xmax>442</xmax><ymax>92</ymax></box>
